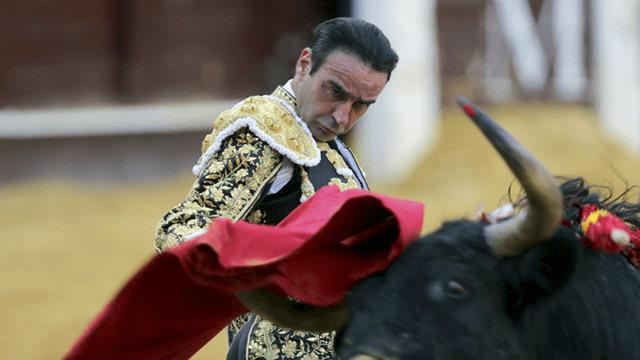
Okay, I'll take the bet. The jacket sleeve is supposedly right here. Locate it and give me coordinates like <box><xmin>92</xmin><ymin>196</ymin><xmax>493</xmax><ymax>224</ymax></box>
<box><xmin>155</xmin><ymin>128</ymin><xmax>284</xmax><ymax>252</ymax></box>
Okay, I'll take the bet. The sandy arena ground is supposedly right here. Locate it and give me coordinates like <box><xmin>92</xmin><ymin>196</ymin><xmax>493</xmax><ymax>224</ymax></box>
<box><xmin>2</xmin><ymin>103</ymin><xmax>640</xmax><ymax>359</ymax></box>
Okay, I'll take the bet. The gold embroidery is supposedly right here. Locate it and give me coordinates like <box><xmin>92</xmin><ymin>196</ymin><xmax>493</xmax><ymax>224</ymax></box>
<box><xmin>316</xmin><ymin>141</ymin><xmax>360</xmax><ymax>193</ymax></box>
<box><xmin>246</xmin><ymin>208</ymin><xmax>267</xmax><ymax>224</ymax></box>
<box><xmin>317</xmin><ymin>143</ymin><xmax>349</xmax><ymax>172</ymax></box>
<box><xmin>271</xmin><ymin>86</ymin><xmax>298</xmax><ymax>111</ymax></box>
<box><xmin>201</xmin><ymin>95</ymin><xmax>319</xmax><ymax>165</ymax></box>
<box><xmin>155</xmin><ymin>130</ymin><xmax>283</xmax><ymax>252</ymax></box>
<box><xmin>247</xmin><ymin>316</ymin><xmax>336</xmax><ymax>360</ymax></box>
<box><xmin>300</xmin><ymin>168</ymin><xmax>315</xmax><ymax>200</ymax></box>
<box><xmin>297</xmin><ymin>143</ymin><xmax>362</xmax><ymax>201</ymax></box>
<box><xmin>227</xmin><ymin>313</ymin><xmax>252</xmax><ymax>346</ymax></box>
<box><xmin>327</xmin><ymin>177</ymin><xmax>359</xmax><ymax>191</ymax></box>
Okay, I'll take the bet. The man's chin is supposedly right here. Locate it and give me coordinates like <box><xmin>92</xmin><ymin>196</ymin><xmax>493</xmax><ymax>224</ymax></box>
<box><xmin>313</xmin><ymin>133</ymin><xmax>337</xmax><ymax>142</ymax></box>
<box><xmin>311</xmin><ymin>129</ymin><xmax>338</xmax><ymax>142</ymax></box>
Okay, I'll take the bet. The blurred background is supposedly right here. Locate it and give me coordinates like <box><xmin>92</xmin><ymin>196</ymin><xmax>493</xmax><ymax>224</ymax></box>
<box><xmin>2</xmin><ymin>0</ymin><xmax>640</xmax><ymax>359</ymax></box>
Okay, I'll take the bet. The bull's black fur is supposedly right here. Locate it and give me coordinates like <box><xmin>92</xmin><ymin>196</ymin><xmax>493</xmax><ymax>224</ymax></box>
<box><xmin>337</xmin><ymin>177</ymin><xmax>640</xmax><ymax>360</ymax></box>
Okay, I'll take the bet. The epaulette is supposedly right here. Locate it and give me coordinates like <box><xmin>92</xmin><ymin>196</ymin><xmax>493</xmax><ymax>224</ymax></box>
<box><xmin>193</xmin><ymin>95</ymin><xmax>321</xmax><ymax>175</ymax></box>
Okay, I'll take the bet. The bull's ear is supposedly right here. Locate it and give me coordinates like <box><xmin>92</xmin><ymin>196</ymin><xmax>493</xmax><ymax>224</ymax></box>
<box><xmin>501</xmin><ymin>226</ymin><xmax>578</xmax><ymax>319</ymax></box>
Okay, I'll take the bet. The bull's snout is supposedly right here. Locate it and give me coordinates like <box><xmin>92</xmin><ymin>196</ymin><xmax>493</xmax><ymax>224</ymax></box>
<box><xmin>347</xmin><ymin>356</ymin><xmax>388</xmax><ymax>360</ymax></box>
<box><xmin>336</xmin><ymin>331</ymin><xmax>409</xmax><ymax>360</ymax></box>
<box><xmin>343</xmin><ymin>351</ymin><xmax>398</xmax><ymax>360</ymax></box>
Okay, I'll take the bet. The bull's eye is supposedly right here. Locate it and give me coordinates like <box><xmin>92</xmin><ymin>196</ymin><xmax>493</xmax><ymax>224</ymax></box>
<box><xmin>428</xmin><ymin>280</ymin><xmax>469</xmax><ymax>301</ymax></box>
<box><xmin>445</xmin><ymin>280</ymin><xmax>468</xmax><ymax>298</ymax></box>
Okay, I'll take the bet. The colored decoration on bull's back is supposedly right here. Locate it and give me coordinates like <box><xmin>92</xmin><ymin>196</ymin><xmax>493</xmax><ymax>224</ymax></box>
<box><xmin>473</xmin><ymin>203</ymin><xmax>515</xmax><ymax>223</ymax></box>
<box><xmin>477</xmin><ymin>202</ymin><xmax>640</xmax><ymax>269</ymax></box>
<box><xmin>580</xmin><ymin>204</ymin><xmax>640</xmax><ymax>268</ymax></box>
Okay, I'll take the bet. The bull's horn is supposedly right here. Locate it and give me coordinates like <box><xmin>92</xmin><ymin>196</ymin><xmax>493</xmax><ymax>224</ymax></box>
<box><xmin>457</xmin><ymin>97</ymin><xmax>563</xmax><ymax>256</ymax></box>
<box><xmin>236</xmin><ymin>288</ymin><xmax>349</xmax><ymax>332</ymax></box>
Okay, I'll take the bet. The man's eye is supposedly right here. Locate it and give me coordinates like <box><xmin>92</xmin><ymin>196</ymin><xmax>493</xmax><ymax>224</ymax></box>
<box><xmin>354</xmin><ymin>102</ymin><xmax>368</xmax><ymax>111</ymax></box>
<box><xmin>330</xmin><ymin>88</ymin><xmax>341</xmax><ymax>96</ymax></box>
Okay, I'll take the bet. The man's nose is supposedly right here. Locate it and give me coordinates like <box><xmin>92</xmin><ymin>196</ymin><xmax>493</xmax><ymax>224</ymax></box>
<box><xmin>332</xmin><ymin>102</ymin><xmax>351</xmax><ymax>126</ymax></box>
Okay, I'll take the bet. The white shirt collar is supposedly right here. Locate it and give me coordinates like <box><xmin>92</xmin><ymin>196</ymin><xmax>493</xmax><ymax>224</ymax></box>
<box><xmin>283</xmin><ymin>79</ymin><xmax>296</xmax><ymax>99</ymax></box>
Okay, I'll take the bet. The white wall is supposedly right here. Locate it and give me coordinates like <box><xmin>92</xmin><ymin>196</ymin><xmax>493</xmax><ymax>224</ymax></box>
<box><xmin>351</xmin><ymin>0</ymin><xmax>441</xmax><ymax>187</ymax></box>
<box><xmin>591</xmin><ymin>0</ymin><xmax>640</xmax><ymax>155</ymax></box>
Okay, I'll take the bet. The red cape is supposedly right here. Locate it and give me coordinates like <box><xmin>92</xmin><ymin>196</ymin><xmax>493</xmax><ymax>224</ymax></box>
<box><xmin>64</xmin><ymin>186</ymin><xmax>424</xmax><ymax>360</ymax></box>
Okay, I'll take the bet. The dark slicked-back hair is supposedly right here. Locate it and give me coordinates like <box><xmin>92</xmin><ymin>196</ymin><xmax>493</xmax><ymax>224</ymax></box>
<box><xmin>309</xmin><ymin>17</ymin><xmax>399</xmax><ymax>81</ymax></box>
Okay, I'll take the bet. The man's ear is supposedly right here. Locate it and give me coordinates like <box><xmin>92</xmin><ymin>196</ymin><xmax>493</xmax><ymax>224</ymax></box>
<box><xmin>295</xmin><ymin>48</ymin><xmax>313</xmax><ymax>81</ymax></box>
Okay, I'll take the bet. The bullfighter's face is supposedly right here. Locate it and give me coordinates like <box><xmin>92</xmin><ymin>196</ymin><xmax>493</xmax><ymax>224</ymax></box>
<box><xmin>292</xmin><ymin>48</ymin><xmax>387</xmax><ymax>141</ymax></box>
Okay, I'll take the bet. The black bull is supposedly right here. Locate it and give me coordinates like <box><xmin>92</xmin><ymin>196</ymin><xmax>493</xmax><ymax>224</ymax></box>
<box><xmin>337</xmin><ymin>193</ymin><xmax>640</xmax><ymax>359</ymax></box>
<box><xmin>238</xmin><ymin>98</ymin><xmax>640</xmax><ymax>360</ymax></box>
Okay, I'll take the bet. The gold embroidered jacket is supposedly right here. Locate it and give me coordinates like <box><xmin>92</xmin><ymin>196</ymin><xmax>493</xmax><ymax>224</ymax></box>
<box><xmin>155</xmin><ymin>86</ymin><xmax>367</xmax><ymax>251</ymax></box>
<box><xmin>154</xmin><ymin>86</ymin><xmax>369</xmax><ymax>360</ymax></box>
